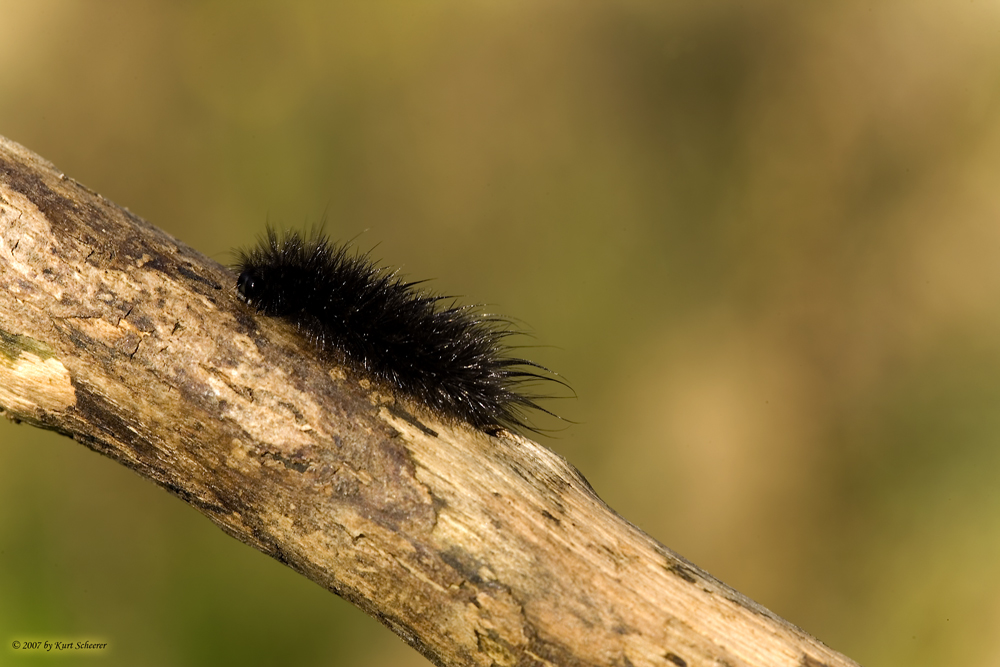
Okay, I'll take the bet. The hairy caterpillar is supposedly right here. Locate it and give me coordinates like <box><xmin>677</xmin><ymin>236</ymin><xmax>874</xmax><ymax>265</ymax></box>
<box><xmin>234</xmin><ymin>228</ymin><xmax>563</xmax><ymax>433</ymax></box>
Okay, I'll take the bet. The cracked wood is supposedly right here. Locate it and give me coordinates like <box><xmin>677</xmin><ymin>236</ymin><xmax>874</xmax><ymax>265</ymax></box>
<box><xmin>0</xmin><ymin>135</ymin><xmax>862</xmax><ymax>667</ymax></box>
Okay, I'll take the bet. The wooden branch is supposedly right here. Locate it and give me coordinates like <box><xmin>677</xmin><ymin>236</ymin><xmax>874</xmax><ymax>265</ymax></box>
<box><xmin>0</xmin><ymin>134</ymin><xmax>860</xmax><ymax>667</ymax></box>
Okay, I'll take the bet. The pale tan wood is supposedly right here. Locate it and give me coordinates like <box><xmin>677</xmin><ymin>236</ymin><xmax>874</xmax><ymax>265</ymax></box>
<box><xmin>0</xmin><ymin>134</ymin><xmax>861</xmax><ymax>667</ymax></box>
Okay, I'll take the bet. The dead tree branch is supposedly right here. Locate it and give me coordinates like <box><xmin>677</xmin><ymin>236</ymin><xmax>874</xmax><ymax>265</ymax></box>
<box><xmin>0</xmin><ymin>135</ymin><xmax>860</xmax><ymax>667</ymax></box>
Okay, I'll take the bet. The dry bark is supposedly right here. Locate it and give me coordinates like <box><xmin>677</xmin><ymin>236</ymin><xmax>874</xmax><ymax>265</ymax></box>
<box><xmin>0</xmin><ymin>135</ymin><xmax>860</xmax><ymax>667</ymax></box>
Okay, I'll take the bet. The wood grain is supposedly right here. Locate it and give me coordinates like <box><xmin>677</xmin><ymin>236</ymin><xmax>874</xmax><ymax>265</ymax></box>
<box><xmin>0</xmin><ymin>135</ymin><xmax>861</xmax><ymax>667</ymax></box>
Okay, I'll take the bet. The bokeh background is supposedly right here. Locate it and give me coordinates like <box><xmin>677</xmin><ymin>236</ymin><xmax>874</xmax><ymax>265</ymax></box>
<box><xmin>2</xmin><ymin>1</ymin><xmax>1000</xmax><ymax>665</ymax></box>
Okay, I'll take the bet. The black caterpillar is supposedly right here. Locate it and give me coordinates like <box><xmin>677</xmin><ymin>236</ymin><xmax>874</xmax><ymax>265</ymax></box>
<box><xmin>234</xmin><ymin>227</ymin><xmax>562</xmax><ymax>433</ymax></box>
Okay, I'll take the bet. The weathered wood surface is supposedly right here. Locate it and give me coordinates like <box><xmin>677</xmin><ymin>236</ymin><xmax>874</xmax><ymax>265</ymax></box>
<box><xmin>0</xmin><ymin>135</ymin><xmax>860</xmax><ymax>667</ymax></box>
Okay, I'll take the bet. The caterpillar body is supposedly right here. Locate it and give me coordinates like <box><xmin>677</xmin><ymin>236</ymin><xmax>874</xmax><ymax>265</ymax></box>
<box><xmin>234</xmin><ymin>228</ymin><xmax>562</xmax><ymax>433</ymax></box>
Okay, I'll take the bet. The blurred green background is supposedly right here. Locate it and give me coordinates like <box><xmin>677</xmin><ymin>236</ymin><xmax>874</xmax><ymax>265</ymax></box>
<box><xmin>3</xmin><ymin>1</ymin><xmax>1000</xmax><ymax>665</ymax></box>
